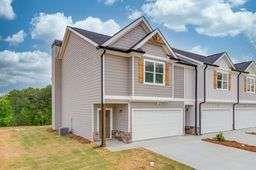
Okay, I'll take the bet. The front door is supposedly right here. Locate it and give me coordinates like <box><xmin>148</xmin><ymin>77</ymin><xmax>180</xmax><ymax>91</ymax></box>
<box><xmin>98</xmin><ymin>109</ymin><xmax>112</xmax><ymax>138</ymax></box>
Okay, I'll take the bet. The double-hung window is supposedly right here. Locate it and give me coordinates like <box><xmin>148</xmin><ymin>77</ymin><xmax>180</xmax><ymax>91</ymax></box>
<box><xmin>247</xmin><ymin>77</ymin><xmax>255</xmax><ymax>93</ymax></box>
<box><xmin>144</xmin><ymin>60</ymin><xmax>164</xmax><ymax>85</ymax></box>
<box><xmin>217</xmin><ymin>72</ymin><xmax>228</xmax><ymax>90</ymax></box>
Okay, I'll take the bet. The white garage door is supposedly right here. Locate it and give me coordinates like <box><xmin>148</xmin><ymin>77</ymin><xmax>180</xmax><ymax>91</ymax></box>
<box><xmin>202</xmin><ymin>108</ymin><xmax>232</xmax><ymax>134</ymax></box>
<box><xmin>236</xmin><ymin>108</ymin><xmax>256</xmax><ymax>129</ymax></box>
<box><xmin>132</xmin><ymin>108</ymin><xmax>183</xmax><ymax>141</ymax></box>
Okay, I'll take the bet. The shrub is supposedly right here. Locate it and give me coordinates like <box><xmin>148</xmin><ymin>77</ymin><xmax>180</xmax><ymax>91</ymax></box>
<box><xmin>215</xmin><ymin>132</ymin><xmax>225</xmax><ymax>142</ymax></box>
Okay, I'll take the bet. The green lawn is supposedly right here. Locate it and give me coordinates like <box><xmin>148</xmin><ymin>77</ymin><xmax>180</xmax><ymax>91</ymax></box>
<box><xmin>0</xmin><ymin>126</ymin><xmax>193</xmax><ymax>170</ymax></box>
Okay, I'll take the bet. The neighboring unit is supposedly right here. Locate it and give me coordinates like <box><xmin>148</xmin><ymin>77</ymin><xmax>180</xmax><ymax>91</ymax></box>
<box><xmin>52</xmin><ymin>17</ymin><xmax>256</xmax><ymax>144</ymax></box>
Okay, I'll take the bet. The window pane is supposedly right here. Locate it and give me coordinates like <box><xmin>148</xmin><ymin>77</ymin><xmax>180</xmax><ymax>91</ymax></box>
<box><xmin>223</xmin><ymin>82</ymin><xmax>228</xmax><ymax>89</ymax></box>
<box><xmin>217</xmin><ymin>81</ymin><xmax>222</xmax><ymax>89</ymax></box>
<box><xmin>155</xmin><ymin>63</ymin><xmax>163</xmax><ymax>73</ymax></box>
<box><xmin>217</xmin><ymin>73</ymin><xmax>222</xmax><ymax>80</ymax></box>
<box><xmin>145</xmin><ymin>72</ymin><xmax>154</xmax><ymax>83</ymax></box>
<box><xmin>223</xmin><ymin>74</ymin><xmax>228</xmax><ymax>81</ymax></box>
<box><xmin>155</xmin><ymin>73</ymin><xmax>163</xmax><ymax>84</ymax></box>
<box><xmin>145</xmin><ymin>61</ymin><xmax>154</xmax><ymax>72</ymax></box>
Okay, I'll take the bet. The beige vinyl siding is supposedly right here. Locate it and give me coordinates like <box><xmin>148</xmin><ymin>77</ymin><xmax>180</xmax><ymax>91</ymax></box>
<box><xmin>239</xmin><ymin>74</ymin><xmax>256</xmax><ymax>101</ymax></box>
<box><xmin>133</xmin><ymin>57</ymin><xmax>173</xmax><ymax>97</ymax></box>
<box><xmin>184</xmin><ymin>67</ymin><xmax>195</xmax><ymax>100</ymax></box>
<box><xmin>61</xmin><ymin>32</ymin><xmax>101</xmax><ymax>140</ymax></box>
<box><xmin>174</xmin><ymin>65</ymin><xmax>184</xmax><ymax>98</ymax></box>
<box><xmin>142</xmin><ymin>42</ymin><xmax>167</xmax><ymax>57</ymax></box>
<box><xmin>111</xmin><ymin>24</ymin><xmax>148</xmax><ymax>49</ymax></box>
<box><xmin>105</xmin><ymin>54</ymin><xmax>129</xmax><ymax>96</ymax></box>
<box><xmin>206</xmin><ymin>57</ymin><xmax>237</xmax><ymax>101</ymax></box>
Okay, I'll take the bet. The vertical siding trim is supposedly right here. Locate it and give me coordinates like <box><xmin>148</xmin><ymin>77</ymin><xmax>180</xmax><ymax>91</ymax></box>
<box><xmin>128</xmin><ymin>102</ymin><xmax>131</xmax><ymax>132</ymax></box>
<box><xmin>172</xmin><ymin>63</ymin><xmax>174</xmax><ymax>98</ymax></box>
<box><xmin>91</xmin><ymin>105</ymin><xmax>94</xmax><ymax>140</ymax></box>
<box><xmin>103</xmin><ymin>54</ymin><xmax>106</xmax><ymax>102</ymax></box>
<box><xmin>132</xmin><ymin>56</ymin><xmax>135</xmax><ymax>96</ymax></box>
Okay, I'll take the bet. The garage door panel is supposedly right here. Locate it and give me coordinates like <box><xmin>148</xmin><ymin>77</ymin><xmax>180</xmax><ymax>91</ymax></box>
<box><xmin>202</xmin><ymin>109</ymin><xmax>232</xmax><ymax>134</ymax></box>
<box><xmin>132</xmin><ymin>109</ymin><xmax>183</xmax><ymax>141</ymax></box>
<box><xmin>236</xmin><ymin>108</ymin><xmax>256</xmax><ymax>129</ymax></box>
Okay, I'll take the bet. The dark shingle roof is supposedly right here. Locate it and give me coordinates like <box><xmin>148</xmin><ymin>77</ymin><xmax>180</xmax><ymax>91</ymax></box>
<box><xmin>70</xmin><ymin>27</ymin><xmax>111</xmax><ymax>45</ymax></box>
<box><xmin>172</xmin><ymin>48</ymin><xmax>227</xmax><ymax>65</ymax></box>
<box><xmin>205</xmin><ymin>52</ymin><xmax>225</xmax><ymax>64</ymax></box>
<box><xmin>52</xmin><ymin>39</ymin><xmax>62</xmax><ymax>47</ymax></box>
<box><xmin>171</xmin><ymin>48</ymin><xmax>206</xmax><ymax>62</ymax></box>
<box><xmin>234</xmin><ymin>61</ymin><xmax>253</xmax><ymax>71</ymax></box>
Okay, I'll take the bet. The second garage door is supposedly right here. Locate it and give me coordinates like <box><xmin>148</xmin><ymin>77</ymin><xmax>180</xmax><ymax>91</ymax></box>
<box><xmin>201</xmin><ymin>108</ymin><xmax>232</xmax><ymax>134</ymax></box>
<box><xmin>236</xmin><ymin>108</ymin><xmax>256</xmax><ymax>129</ymax></box>
<box><xmin>132</xmin><ymin>108</ymin><xmax>183</xmax><ymax>141</ymax></box>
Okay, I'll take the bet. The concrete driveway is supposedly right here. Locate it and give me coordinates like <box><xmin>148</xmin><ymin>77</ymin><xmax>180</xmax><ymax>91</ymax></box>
<box><xmin>108</xmin><ymin>128</ymin><xmax>256</xmax><ymax>170</ymax></box>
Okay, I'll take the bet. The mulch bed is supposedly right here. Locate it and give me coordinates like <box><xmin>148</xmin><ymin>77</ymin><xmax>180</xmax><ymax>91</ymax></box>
<box><xmin>202</xmin><ymin>138</ymin><xmax>256</xmax><ymax>153</ymax></box>
<box><xmin>246</xmin><ymin>132</ymin><xmax>256</xmax><ymax>135</ymax></box>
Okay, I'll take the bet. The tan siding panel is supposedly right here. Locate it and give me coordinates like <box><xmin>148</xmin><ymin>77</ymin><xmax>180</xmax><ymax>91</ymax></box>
<box><xmin>61</xmin><ymin>32</ymin><xmax>101</xmax><ymax>140</ymax></box>
<box><xmin>105</xmin><ymin>54</ymin><xmax>129</xmax><ymax>96</ymax></box>
<box><xmin>174</xmin><ymin>65</ymin><xmax>184</xmax><ymax>98</ymax></box>
<box><xmin>111</xmin><ymin>24</ymin><xmax>148</xmax><ymax>49</ymax></box>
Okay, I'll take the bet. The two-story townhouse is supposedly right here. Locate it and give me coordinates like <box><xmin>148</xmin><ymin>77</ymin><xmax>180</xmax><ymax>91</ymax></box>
<box><xmin>173</xmin><ymin>49</ymin><xmax>256</xmax><ymax>135</ymax></box>
<box><xmin>234</xmin><ymin>61</ymin><xmax>256</xmax><ymax>129</ymax></box>
<box><xmin>52</xmin><ymin>17</ymin><xmax>189</xmax><ymax>144</ymax></box>
<box><xmin>52</xmin><ymin>17</ymin><xmax>256</xmax><ymax>145</ymax></box>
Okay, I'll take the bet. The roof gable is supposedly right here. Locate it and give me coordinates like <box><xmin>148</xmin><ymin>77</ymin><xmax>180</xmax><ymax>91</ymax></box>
<box><xmin>109</xmin><ymin>22</ymin><xmax>150</xmax><ymax>50</ymax></box>
<box><xmin>211</xmin><ymin>52</ymin><xmax>235</xmax><ymax>69</ymax></box>
<box><xmin>102</xmin><ymin>17</ymin><xmax>153</xmax><ymax>47</ymax></box>
<box><xmin>132</xmin><ymin>29</ymin><xmax>177</xmax><ymax>58</ymax></box>
<box><xmin>235</xmin><ymin>61</ymin><xmax>256</xmax><ymax>73</ymax></box>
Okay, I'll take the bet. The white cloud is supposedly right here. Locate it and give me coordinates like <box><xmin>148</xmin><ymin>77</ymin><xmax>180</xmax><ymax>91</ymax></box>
<box><xmin>137</xmin><ymin>0</ymin><xmax>256</xmax><ymax>46</ymax></box>
<box><xmin>227</xmin><ymin>0</ymin><xmax>247</xmax><ymax>6</ymax></box>
<box><xmin>0</xmin><ymin>0</ymin><xmax>15</xmax><ymax>20</ymax></box>
<box><xmin>103</xmin><ymin>0</ymin><xmax>122</xmax><ymax>5</ymax></box>
<box><xmin>128</xmin><ymin>10</ymin><xmax>143</xmax><ymax>20</ymax></box>
<box><xmin>0</xmin><ymin>50</ymin><xmax>51</xmax><ymax>91</ymax></box>
<box><xmin>4</xmin><ymin>30</ymin><xmax>26</xmax><ymax>45</ymax></box>
<box><xmin>31</xmin><ymin>13</ymin><xmax>120</xmax><ymax>43</ymax></box>
<box><xmin>190</xmin><ymin>45</ymin><xmax>208</xmax><ymax>55</ymax></box>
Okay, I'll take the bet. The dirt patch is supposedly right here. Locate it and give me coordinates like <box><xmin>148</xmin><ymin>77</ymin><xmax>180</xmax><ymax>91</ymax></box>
<box><xmin>46</xmin><ymin>128</ymin><xmax>56</xmax><ymax>133</ymax></box>
<box><xmin>67</xmin><ymin>133</ymin><xmax>92</xmax><ymax>144</ymax></box>
<box><xmin>203</xmin><ymin>138</ymin><xmax>256</xmax><ymax>152</ymax></box>
<box><xmin>246</xmin><ymin>132</ymin><xmax>256</xmax><ymax>135</ymax></box>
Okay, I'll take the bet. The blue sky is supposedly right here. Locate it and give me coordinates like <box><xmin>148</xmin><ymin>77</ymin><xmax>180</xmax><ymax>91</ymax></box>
<box><xmin>0</xmin><ymin>0</ymin><xmax>255</xmax><ymax>94</ymax></box>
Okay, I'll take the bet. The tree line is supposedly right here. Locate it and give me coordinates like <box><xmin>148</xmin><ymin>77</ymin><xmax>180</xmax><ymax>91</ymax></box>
<box><xmin>0</xmin><ymin>85</ymin><xmax>52</xmax><ymax>126</ymax></box>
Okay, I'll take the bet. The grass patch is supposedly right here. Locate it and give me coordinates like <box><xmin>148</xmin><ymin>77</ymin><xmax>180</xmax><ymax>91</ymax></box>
<box><xmin>0</xmin><ymin>126</ymin><xmax>193</xmax><ymax>170</ymax></box>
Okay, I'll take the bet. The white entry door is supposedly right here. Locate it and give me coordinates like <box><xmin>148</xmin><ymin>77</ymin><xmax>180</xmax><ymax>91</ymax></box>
<box><xmin>201</xmin><ymin>108</ymin><xmax>232</xmax><ymax>134</ymax></box>
<box><xmin>236</xmin><ymin>108</ymin><xmax>256</xmax><ymax>129</ymax></box>
<box><xmin>132</xmin><ymin>108</ymin><xmax>183</xmax><ymax>141</ymax></box>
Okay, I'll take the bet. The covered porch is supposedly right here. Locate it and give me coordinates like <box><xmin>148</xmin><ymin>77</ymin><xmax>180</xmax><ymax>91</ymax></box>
<box><xmin>93</xmin><ymin>103</ymin><xmax>131</xmax><ymax>143</ymax></box>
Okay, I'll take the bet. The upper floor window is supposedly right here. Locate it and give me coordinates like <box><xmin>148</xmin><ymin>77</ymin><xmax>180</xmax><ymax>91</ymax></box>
<box><xmin>247</xmin><ymin>77</ymin><xmax>255</xmax><ymax>93</ymax></box>
<box><xmin>217</xmin><ymin>72</ymin><xmax>228</xmax><ymax>90</ymax></box>
<box><xmin>144</xmin><ymin>60</ymin><xmax>164</xmax><ymax>85</ymax></box>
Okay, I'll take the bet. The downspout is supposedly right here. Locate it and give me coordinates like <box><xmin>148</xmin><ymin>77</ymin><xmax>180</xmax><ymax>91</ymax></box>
<box><xmin>194</xmin><ymin>66</ymin><xmax>198</xmax><ymax>135</ymax></box>
<box><xmin>232</xmin><ymin>72</ymin><xmax>241</xmax><ymax>130</ymax></box>
<box><xmin>100</xmin><ymin>50</ymin><xmax>106</xmax><ymax>147</ymax></box>
<box><xmin>199</xmin><ymin>65</ymin><xmax>208</xmax><ymax>135</ymax></box>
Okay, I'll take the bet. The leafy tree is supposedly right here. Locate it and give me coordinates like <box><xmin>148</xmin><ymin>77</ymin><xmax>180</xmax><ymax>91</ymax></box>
<box><xmin>0</xmin><ymin>85</ymin><xmax>52</xmax><ymax>127</ymax></box>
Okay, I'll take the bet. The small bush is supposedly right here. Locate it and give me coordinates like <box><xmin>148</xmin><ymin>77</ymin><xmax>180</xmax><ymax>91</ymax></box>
<box><xmin>215</xmin><ymin>132</ymin><xmax>225</xmax><ymax>142</ymax></box>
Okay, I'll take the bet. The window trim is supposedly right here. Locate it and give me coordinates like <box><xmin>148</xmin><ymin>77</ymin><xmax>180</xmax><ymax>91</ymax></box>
<box><xmin>216</xmin><ymin>71</ymin><xmax>229</xmax><ymax>91</ymax></box>
<box><xmin>246</xmin><ymin>77</ymin><xmax>255</xmax><ymax>94</ymax></box>
<box><xmin>144</xmin><ymin>59</ymin><xmax>165</xmax><ymax>86</ymax></box>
